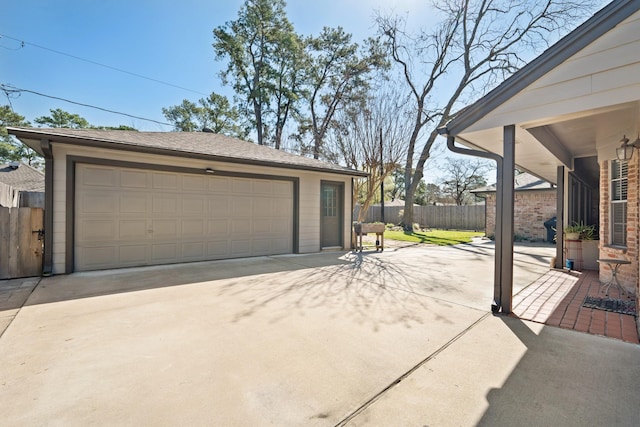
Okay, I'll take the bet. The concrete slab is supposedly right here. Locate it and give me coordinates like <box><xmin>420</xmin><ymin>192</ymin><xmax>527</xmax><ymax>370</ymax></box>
<box><xmin>0</xmin><ymin>255</ymin><xmax>487</xmax><ymax>426</ymax></box>
<box><xmin>344</xmin><ymin>315</ymin><xmax>640</xmax><ymax>426</ymax></box>
<box><xmin>1</xmin><ymin>242</ymin><xmax>634</xmax><ymax>426</ymax></box>
<box><xmin>0</xmin><ymin>277</ymin><xmax>40</xmax><ymax>336</ymax></box>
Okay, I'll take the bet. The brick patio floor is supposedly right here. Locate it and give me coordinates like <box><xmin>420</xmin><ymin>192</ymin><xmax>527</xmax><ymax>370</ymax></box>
<box><xmin>512</xmin><ymin>269</ymin><xmax>639</xmax><ymax>344</ymax></box>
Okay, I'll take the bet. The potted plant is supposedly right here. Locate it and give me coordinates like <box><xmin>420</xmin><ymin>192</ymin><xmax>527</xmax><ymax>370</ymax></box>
<box><xmin>564</xmin><ymin>222</ymin><xmax>595</xmax><ymax>240</ymax></box>
<box><xmin>564</xmin><ymin>221</ymin><xmax>598</xmax><ymax>270</ymax></box>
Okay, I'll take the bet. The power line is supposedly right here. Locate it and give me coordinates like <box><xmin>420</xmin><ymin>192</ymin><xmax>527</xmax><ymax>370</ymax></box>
<box><xmin>1</xmin><ymin>84</ymin><xmax>173</xmax><ymax>127</ymax></box>
<box><xmin>0</xmin><ymin>33</ymin><xmax>210</xmax><ymax>97</ymax></box>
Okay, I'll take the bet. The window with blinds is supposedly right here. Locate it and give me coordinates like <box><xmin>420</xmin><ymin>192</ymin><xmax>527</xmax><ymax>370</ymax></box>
<box><xmin>610</xmin><ymin>159</ymin><xmax>628</xmax><ymax>246</ymax></box>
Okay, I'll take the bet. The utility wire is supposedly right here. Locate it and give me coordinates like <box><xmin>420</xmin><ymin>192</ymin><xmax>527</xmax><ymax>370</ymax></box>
<box><xmin>0</xmin><ymin>33</ymin><xmax>209</xmax><ymax>97</ymax></box>
<box><xmin>1</xmin><ymin>84</ymin><xmax>173</xmax><ymax>127</ymax></box>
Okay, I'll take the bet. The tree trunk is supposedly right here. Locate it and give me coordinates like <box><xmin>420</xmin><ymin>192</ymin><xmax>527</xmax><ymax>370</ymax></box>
<box><xmin>313</xmin><ymin>133</ymin><xmax>321</xmax><ymax>159</ymax></box>
<box><xmin>253</xmin><ymin>100</ymin><xmax>263</xmax><ymax>145</ymax></box>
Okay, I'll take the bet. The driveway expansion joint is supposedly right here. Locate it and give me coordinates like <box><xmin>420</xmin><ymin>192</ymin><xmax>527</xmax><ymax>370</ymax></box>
<box><xmin>0</xmin><ymin>277</ymin><xmax>41</xmax><ymax>339</ymax></box>
<box><xmin>335</xmin><ymin>312</ymin><xmax>492</xmax><ymax>426</ymax></box>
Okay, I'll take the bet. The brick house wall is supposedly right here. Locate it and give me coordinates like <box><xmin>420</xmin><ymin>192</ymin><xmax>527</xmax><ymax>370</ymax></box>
<box><xmin>484</xmin><ymin>189</ymin><xmax>556</xmax><ymax>241</ymax></box>
<box><xmin>599</xmin><ymin>157</ymin><xmax>639</xmax><ymax>295</ymax></box>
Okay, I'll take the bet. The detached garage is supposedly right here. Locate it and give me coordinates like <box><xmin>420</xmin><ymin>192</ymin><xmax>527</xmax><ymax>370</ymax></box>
<box><xmin>8</xmin><ymin>128</ymin><xmax>366</xmax><ymax>274</ymax></box>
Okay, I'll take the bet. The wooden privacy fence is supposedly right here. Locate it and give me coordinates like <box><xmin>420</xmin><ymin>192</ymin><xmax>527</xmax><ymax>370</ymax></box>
<box><xmin>0</xmin><ymin>207</ymin><xmax>44</xmax><ymax>279</ymax></box>
<box><xmin>355</xmin><ymin>205</ymin><xmax>485</xmax><ymax>231</ymax></box>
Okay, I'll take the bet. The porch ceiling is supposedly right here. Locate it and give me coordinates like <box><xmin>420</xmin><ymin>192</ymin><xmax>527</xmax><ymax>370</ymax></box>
<box><xmin>455</xmin><ymin>100</ymin><xmax>640</xmax><ymax>183</ymax></box>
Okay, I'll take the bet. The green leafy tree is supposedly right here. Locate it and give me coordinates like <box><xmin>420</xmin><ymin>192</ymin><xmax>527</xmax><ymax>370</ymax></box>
<box><xmin>0</xmin><ymin>105</ymin><xmax>39</xmax><ymax>166</ymax></box>
<box><xmin>162</xmin><ymin>93</ymin><xmax>248</xmax><ymax>138</ymax></box>
<box><xmin>95</xmin><ymin>125</ymin><xmax>138</xmax><ymax>131</ymax></box>
<box><xmin>213</xmin><ymin>0</ymin><xmax>302</xmax><ymax>148</ymax></box>
<box><xmin>34</xmin><ymin>108</ymin><xmax>91</xmax><ymax>128</ymax></box>
<box><xmin>388</xmin><ymin>166</ymin><xmax>431</xmax><ymax>206</ymax></box>
<box><xmin>35</xmin><ymin>108</ymin><xmax>137</xmax><ymax>131</ymax></box>
<box><xmin>299</xmin><ymin>27</ymin><xmax>388</xmax><ymax>159</ymax></box>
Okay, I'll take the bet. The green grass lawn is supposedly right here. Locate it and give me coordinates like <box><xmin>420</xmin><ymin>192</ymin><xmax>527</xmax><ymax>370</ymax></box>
<box><xmin>383</xmin><ymin>229</ymin><xmax>485</xmax><ymax>246</ymax></box>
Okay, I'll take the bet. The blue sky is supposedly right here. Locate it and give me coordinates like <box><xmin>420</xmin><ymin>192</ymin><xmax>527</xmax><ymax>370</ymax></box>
<box><xmin>2</xmin><ymin>0</ymin><xmax>461</xmax><ymax>181</ymax></box>
<box><xmin>1</xmin><ymin>0</ymin><xmax>432</xmax><ymax>131</ymax></box>
<box><xmin>0</xmin><ymin>0</ymin><xmax>601</xmax><ymax>183</ymax></box>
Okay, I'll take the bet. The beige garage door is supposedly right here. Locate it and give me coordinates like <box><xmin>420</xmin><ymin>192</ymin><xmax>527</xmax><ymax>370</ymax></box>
<box><xmin>75</xmin><ymin>164</ymin><xmax>293</xmax><ymax>271</ymax></box>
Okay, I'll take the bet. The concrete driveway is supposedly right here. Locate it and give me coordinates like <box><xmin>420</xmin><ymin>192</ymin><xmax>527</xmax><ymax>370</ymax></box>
<box><xmin>1</xmin><ymin>241</ymin><xmax>638</xmax><ymax>426</ymax></box>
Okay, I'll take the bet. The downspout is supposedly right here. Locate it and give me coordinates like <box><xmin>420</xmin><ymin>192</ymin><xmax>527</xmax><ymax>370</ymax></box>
<box><xmin>40</xmin><ymin>139</ymin><xmax>53</xmax><ymax>276</ymax></box>
<box><xmin>439</xmin><ymin>131</ymin><xmax>505</xmax><ymax>313</ymax></box>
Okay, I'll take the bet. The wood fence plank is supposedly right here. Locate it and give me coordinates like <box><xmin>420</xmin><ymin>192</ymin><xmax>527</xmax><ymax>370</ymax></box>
<box><xmin>355</xmin><ymin>205</ymin><xmax>485</xmax><ymax>230</ymax></box>
<box><xmin>34</xmin><ymin>208</ymin><xmax>44</xmax><ymax>274</ymax></box>
<box><xmin>22</xmin><ymin>208</ymin><xmax>43</xmax><ymax>277</ymax></box>
<box><xmin>0</xmin><ymin>207</ymin><xmax>9</xmax><ymax>279</ymax></box>
<box><xmin>0</xmin><ymin>207</ymin><xmax>44</xmax><ymax>279</ymax></box>
<box><xmin>8</xmin><ymin>208</ymin><xmax>19</xmax><ymax>277</ymax></box>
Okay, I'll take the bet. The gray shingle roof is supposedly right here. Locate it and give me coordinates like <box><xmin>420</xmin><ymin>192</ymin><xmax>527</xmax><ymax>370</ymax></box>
<box><xmin>0</xmin><ymin>162</ymin><xmax>45</xmax><ymax>192</ymax></box>
<box><xmin>472</xmin><ymin>172</ymin><xmax>554</xmax><ymax>193</ymax></box>
<box><xmin>7</xmin><ymin>127</ymin><xmax>367</xmax><ymax>177</ymax></box>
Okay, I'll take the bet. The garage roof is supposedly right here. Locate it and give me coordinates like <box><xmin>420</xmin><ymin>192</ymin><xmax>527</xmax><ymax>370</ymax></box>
<box><xmin>8</xmin><ymin>127</ymin><xmax>368</xmax><ymax>177</ymax></box>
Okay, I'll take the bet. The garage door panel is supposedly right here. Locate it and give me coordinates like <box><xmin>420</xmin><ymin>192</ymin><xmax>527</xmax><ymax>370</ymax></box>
<box><xmin>272</xmin><ymin>181</ymin><xmax>291</xmax><ymax>196</ymax></box>
<box><xmin>119</xmin><ymin>245</ymin><xmax>147</xmax><ymax>263</ymax></box>
<box><xmin>120</xmin><ymin>170</ymin><xmax>149</xmax><ymax>188</ymax></box>
<box><xmin>253</xmin><ymin>198</ymin><xmax>271</xmax><ymax>215</ymax></box>
<box><xmin>182</xmin><ymin>242</ymin><xmax>205</xmax><ymax>258</ymax></box>
<box><xmin>231</xmin><ymin>240</ymin><xmax>251</xmax><ymax>256</ymax></box>
<box><xmin>120</xmin><ymin>194</ymin><xmax>148</xmax><ymax>214</ymax></box>
<box><xmin>151</xmin><ymin>243</ymin><xmax>178</xmax><ymax>260</ymax></box>
<box><xmin>76</xmin><ymin>164</ymin><xmax>293</xmax><ymax>271</ymax></box>
<box><xmin>183</xmin><ymin>175</ymin><xmax>206</xmax><ymax>191</ymax></box>
<box><xmin>119</xmin><ymin>220</ymin><xmax>148</xmax><ymax>239</ymax></box>
<box><xmin>182</xmin><ymin>219</ymin><xmax>204</xmax><ymax>236</ymax></box>
<box><xmin>231</xmin><ymin>198</ymin><xmax>252</xmax><ymax>216</ymax></box>
<box><xmin>153</xmin><ymin>172</ymin><xmax>178</xmax><ymax>189</ymax></box>
<box><xmin>182</xmin><ymin>197</ymin><xmax>205</xmax><ymax>214</ymax></box>
<box><xmin>253</xmin><ymin>219</ymin><xmax>270</xmax><ymax>233</ymax></box>
<box><xmin>210</xmin><ymin>198</ymin><xmax>229</xmax><ymax>215</ymax></box>
<box><xmin>272</xmin><ymin>199</ymin><xmax>292</xmax><ymax>217</ymax></box>
<box><xmin>271</xmin><ymin>238</ymin><xmax>290</xmax><ymax>253</ymax></box>
<box><xmin>232</xmin><ymin>178</ymin><xmax>252</xmax><ymax>193</ymax></box>
<box><xmin>272</xmin><ymin>219</ymin><xmax>291</xmax><ymax>234</ymax></box>
<box><xmin>152</xmin><ymin>196</ymin><xmax>178</xmax><ymax>214</ymax></box>
<box><xmin>253</xmin><ymin>180</ymin><xmax>272</xmax><ymax>194</ymax></box>
<box><xmin>80</xmin><ymin>220</ymin><xmax>116</xmax><ymax>241</ymax></box>
<box><xmin>81</xmin><ymin>167</ymin><xmax>117</xmax><ymax>187</ymax></box>
<box><xmin>79</xmin><ymin>246</ymin><xmax>117</xmax><ymax>269</ymax></box>
<box><xmin>208</xmin><ymin>219</ymin><xmax>229</xmax><ymax>235</ymax></box>
<box><xmin>207</xmin><ymin>240</ymin><xmax>230</xmax><ymax>257</ymax></box>
<box><xmin>80</xmin><ymin>194</ymin><xmax>117</xmax><ymax>214</ymax></box>
<box><xmin>209</xmin><ymin>176</ymin><xmax>229</xmax><ymax>192</ymax></box>
<box><xmin>231</xmin><ymin>219</ymin><xmax>251</xmax><ymax>233</ymax></box>
<box><xmin>252</xmin><ymin>240</ymin><xmax>272</xmax><ymax>255</ymax></box>
<box><xmin>152</xmin><ymin>220</ymin><xmax>178</xmax><ymax>238</ymax></box>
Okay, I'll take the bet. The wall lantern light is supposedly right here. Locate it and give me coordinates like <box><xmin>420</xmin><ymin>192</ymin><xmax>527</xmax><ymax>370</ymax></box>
<box><xmin>616</xmin><ymin>134</ymin><xmax>640</xmax><ymax>161</ymax></box>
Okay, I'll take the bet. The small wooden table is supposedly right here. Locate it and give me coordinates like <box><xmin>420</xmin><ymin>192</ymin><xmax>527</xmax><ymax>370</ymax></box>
<box><xmin>597</xmin><ymin>259</ymin><xmax>631</xmax><ymax>296</ymax></box>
